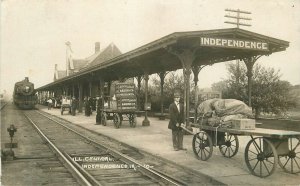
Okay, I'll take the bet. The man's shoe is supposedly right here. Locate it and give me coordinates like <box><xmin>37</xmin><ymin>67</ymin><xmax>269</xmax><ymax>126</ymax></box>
<box><xmin>179</xmin><ymin>148</ymin><xmax>187</xmax><ymax>150</ymax></box>
<box><xmin>174</xmin><ymin>148</ymin><xmax>179</xmax><ymax>151</ymax></box>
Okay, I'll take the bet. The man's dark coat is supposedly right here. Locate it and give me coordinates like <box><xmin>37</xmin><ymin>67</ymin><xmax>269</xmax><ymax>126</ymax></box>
<box><xmin>168</xmin><ymin>102</ymin><xmax>184</xmax><ymax>130</ymax></box>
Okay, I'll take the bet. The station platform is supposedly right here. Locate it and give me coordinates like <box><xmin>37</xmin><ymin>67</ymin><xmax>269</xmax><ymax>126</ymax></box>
<box><xmin>37</xmin><ymin>105</ymin><xmax>300</xmax><ymax>185</ymax></box>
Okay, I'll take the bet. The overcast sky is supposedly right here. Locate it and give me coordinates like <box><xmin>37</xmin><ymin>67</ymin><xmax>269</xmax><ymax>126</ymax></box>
<box><xmin>1</xmin><ymin>0</ymin><xmax>300</xmax><ymax>95</ymax></box>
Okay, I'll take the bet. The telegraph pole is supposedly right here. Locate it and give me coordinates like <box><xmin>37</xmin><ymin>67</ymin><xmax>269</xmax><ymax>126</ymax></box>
<box><xmin>224</xmin><ymin>8</ymin><xmax>252</xmax><ymax>28</ymax></box>
<box><xmin>224</xmin><ymin>9</ymin><xmax>254</xmax><ymax>106</ymax></box>
<box><xmin>225</xmin><ymin>9</ymin><xmax>252</xmax><ymax>83</ymax></box>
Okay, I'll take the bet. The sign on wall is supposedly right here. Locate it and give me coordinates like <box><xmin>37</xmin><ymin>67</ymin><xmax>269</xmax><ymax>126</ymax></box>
<box><xmin>200</xmin><ymin>37</ymin><xmax>269</xmax><ymax>51</ymax></box>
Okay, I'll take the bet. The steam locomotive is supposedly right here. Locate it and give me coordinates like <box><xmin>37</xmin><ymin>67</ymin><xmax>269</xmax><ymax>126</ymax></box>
<box><xmin>13</xmin><ymin>77</ymin><xmax>37</xmax><ymax>109</ymax></box>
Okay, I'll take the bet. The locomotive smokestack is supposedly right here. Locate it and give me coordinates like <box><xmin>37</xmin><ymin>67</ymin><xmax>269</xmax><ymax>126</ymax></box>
<box><xmin>25</xmin><ymin>77</ymin><xmax>29</xmax><ymax>82</ymax></box>
<box><xmin>95</xmin><ymin>42</ymin><xmax>100</xmax><ymax>53</ymax></box>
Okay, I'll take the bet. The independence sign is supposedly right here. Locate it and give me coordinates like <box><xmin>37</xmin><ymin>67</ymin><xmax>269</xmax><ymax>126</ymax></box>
<box><xmin>200</xmin><ymin>37</ymin><xmax>269</xmax><ymax>51</ymax></box>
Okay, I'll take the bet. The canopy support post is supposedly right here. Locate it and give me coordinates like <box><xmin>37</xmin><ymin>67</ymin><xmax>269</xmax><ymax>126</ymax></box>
<box><xmin>136</xmin><ymin>75</ymin><xmax>143</xmax><ymax>111</ymax></box>
<box><xmin>242</xmin><ymin>55</ymin><xmax>262</xmax><ymax>107</ymax></box>
<box><xmin>99</xmin><ymin>77</ymin><xmax>105</xmax><ymax>109</ymax></box>
<box><xmin>78</xmin><ymin>83</ymin><xmax>83</xmax><ymax>113</ymax></box>
<box><xmin>167</xmin><ymin>47</ymin><xmax>197</xmax><ymax>131</ymax></box>
<box><xmin>159</xmin><ymin>71</ymin><xmax>168</xmax><ymax>120</ymax></box>
<box><xmin>89</xmin><ymin>81</ymin><xmax>92</xmax><ymax>97</ymax></box>
<box><xmin>142</xmin><ymin>73</ymin><xmax>150</xmax><ymax>126</ymax></box>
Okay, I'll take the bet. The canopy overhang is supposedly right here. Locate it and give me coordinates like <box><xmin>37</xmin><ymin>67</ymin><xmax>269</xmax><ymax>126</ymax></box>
<box><xmin>37</xmin><ymin>28</ymin><xmax>289</xmax><ymax>91</ymax></box>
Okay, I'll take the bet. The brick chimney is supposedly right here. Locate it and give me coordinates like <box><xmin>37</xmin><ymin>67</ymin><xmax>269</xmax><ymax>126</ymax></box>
<box><xmin>95</xmin><ymin>42</ymin><xmax>100</xmax><ymax>53</ymax></box>
<box><xmin>54</xmin><ymin>64</ymin><xmax>58</xmax><ymax>81</ymax></box>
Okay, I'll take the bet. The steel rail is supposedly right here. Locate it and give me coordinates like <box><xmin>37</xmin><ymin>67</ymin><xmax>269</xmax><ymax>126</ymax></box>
<box><xmin>24</xmin><ymin>113</ymin><xmax>94</xmax><ymax>186</ymax></box>
<box><xmin>0</xmin><ymin>102</ymin><xmax>8</xmax><ymax>110</ymax></box>
<box><xmin>35</xmin><ymin>110</ymin><xmax>185</xmax><ymax>186</ymax></box>
<box><xmin>62</xmin><ymin>151</ymin><xmax>102</xmax><ymax>186</ymax></box>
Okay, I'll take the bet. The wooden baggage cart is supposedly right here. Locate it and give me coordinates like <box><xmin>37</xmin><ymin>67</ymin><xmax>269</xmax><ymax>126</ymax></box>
<box><xmin>100</xmin><ymin>83</ymin><xmax>138</xmax><ymax>128</ymax></box>
<box><xmin>100</xmin><ymin>109</ymin><xmax>137</xmax><ymax>128</ymax></box>
<box><xmin>60</xmin><ymin>98</ymin><xmax>71</xmax><ymax>115</ymax></box>
<box><xmin>188</xmin><ymin>123</ymin><xmax>300</xmax><ymax>178</ymax></box>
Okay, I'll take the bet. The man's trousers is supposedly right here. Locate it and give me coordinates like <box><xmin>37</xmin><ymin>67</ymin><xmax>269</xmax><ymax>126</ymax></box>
<box><xmin>172</xmin><ymin>130</ymin><xmax>183</xmax><ymax>149</ymax></box>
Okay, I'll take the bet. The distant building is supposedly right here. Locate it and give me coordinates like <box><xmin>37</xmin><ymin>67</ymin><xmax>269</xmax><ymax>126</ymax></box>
<box><xmin>54</xmin><ymin>42</ymin><xmax>122</xmax><ymax>81</ymax></box>
<box><xmin>198</xmin><ymin>88</ymin><xmax>222</xmax><ymax>102</ymax></box>
<box><xmin>52</xmin><ymin>41</ymin><xmax>135</xmax><ymax>99</ymax></box>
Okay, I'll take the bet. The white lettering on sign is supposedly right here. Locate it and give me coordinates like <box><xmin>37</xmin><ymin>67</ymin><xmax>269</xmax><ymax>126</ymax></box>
<box><xmin>200</xmin><ymin>37</ymin><xmax>269</xmax><ymax>51</ymax></box>
<box><xmin>81</xmin><ymin>163</ymin><xmax>153</xmax><ymax>170</ymax></box>
<box><xmin>121</xmin><ymin>103</ymin><xmax>136</xmax><ymax>106</ymax></box>
<box><xmin>121</xmin><ymin>98</ymin><xmax>136</xmax><ymax>102</ymax></box>
<box><xmin>116</xmin><ymin>93</ymin><xmax>135</xmax><ymax>97</ymax></box>
<box><xmin>72</xmin><ymin>156</ymin><xmax>115</xmax><ymax>162</ymax></box>
<box><xmin>82</xmin><ymin>163</ymin><xmax>129</xmax><ymax>169</ymax></box>
<box><xmin>118</xmin><ymin>106</ymin><xmax>136</xmax><ymax>110</ymax></box>
<box><xmin>119</xmin><ymin>89</ymin><xmax>134</xmax><ymax>93</ymax></box>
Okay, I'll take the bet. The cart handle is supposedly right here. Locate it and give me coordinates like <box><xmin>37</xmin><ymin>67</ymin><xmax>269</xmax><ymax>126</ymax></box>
<box><xmin>180</xmin><ymin>126</ymin><xmax>195</xmax><ymax>135</ymax></box>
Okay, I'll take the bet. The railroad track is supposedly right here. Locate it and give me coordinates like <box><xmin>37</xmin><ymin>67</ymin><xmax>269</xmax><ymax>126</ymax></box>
<box><xmin>24</xmin><ymin>110</ymin><xmax>186</xmax><ymax>186</ymax></box>
<box><xmin>1</xmin><ymin>101</ymin><xmax>8</xmax><ymax>110</ymax></box>
<box><xmin>1</xmin><ymin>104</ymin><xmax>80</xmax><ymax>186</ymax></box>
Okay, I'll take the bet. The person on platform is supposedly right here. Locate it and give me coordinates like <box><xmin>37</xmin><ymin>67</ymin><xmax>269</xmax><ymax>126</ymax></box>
<box><xmin>88</xmin><ymin>97</ymin><xmax>93</xmax><ymax>115</ymax></box>
<box><xmin>61</xmin><ymin>96</ymin><xmax>70</xmax><ymax>115</ymax></box>
<box><xmin>71</xmin><ymin>97</ymin><xmax>77</xmax><ymax>116</ymax></box>
<box><xmin>47</xmin><ymin>98</ymin><xmax>53</xmax><ymax>110</ymax></box>
<box><xmin>96</xmin><ymin>96</ymin><xmax>103</xmax><ymax>124</ymax></box>
<box><xmin>85</xmin><ymin>96</ymin><xmax>91</xmax><ymax>116</ymax></box>
<box><xmin>168</xmin><ymin>90</ymin><xmax>186</xmax><ymax>151</ymax></box>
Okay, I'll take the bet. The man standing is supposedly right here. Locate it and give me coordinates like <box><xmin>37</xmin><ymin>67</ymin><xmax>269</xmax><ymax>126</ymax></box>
<box><xmin>84</xmin><ymin>96</ymin><xmax>91</xmax><ymax>116</ymax></box>
<box><xmin>96</xmin><ymin>96</ymin><xmax>103</xmax><ymax>124</ymax></box>
<box><xmin>47</xmin><ymin>97</ymin><xmax>53</xmax><ymax>110</ymax></box>
<box><xmin>168</xmin><ymin>90</ymin><xmax>186</xmax><ymax>151</ymax></box>
<box><xmin>71</xmin><ymin>97</ymin><xmax>77</xmax><ymax>116</ymax></box>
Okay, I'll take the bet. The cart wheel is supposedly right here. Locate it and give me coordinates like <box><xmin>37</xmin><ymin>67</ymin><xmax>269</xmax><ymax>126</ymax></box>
<box><xmin>245</xmin><ymin>137</ymin><xmax>278</xmax><ymax>177</ymax></box>
<box><xmin>278</xmin><ymin>137</ymin><xmax>300</xmax><ymax>174</ymax></box>
<box><xmin>192</xmin><ymin>131</ymin><xmax>213</xmax><ymax>161</ymax></box>
<box><xmin>113</xmin><ymin>113</ymin><xmax>121</xmax><ymax>128</ymax></box>
<box><xmin>219</xmin><ymin>133</ymin><xmax>239</xmax><ymax>158</ymax></box>
<box><xmin>101</xmin><ymin>112</ymin><xmax>107</xmax><ymax>126</ymax></box>
<box><xmin>129</xmin><ymin>114</ymin><xmax>137</xmax><ymax>128</ymax></box>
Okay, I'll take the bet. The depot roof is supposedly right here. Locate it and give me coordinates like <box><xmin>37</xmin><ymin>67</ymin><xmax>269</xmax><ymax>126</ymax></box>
<box><xmin>37</xmin><ymin>27</ymin><xmax>289</xmax><ymax>90</ymax></box>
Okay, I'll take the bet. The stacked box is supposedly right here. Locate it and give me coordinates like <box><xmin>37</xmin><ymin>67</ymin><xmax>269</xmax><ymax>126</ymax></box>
<box><xmin>115</xmin><ymin>83</ymin><xmax>137</xmax><ymax>111</ymax></box>
<box><xmin>230</xmin><ymin>119</ymin><xmax>255</xmax><ymax>130</ymax></box>
<box><xmin>116</xmin><ymin>97</ymin><xmax>137</xmax><ymax>110</ymax></box>
<box><xmin>115</xmin><ymin>83</ymin><xmax>135</xmax><ymax>97</ymax></box>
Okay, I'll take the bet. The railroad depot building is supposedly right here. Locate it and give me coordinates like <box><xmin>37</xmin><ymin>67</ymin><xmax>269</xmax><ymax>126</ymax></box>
<box><xmin>52</xmin><ymin>42</ymin><xmax>123</xmax><ymax>97</ymax></box>
<box><xmin>37</xmin><ymin>28</ymin><xmax>289</xmax><ymax>127</ymax></box>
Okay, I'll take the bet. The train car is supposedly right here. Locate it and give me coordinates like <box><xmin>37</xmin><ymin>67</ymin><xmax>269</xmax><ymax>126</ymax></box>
<box><xmin>13</xmin><ymin>77</ymin><xmax>37</xmax><ymax>109</ymax></box>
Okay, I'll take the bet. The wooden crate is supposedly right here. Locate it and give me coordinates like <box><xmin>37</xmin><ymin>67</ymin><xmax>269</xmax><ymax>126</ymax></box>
<box><xmin>115</xmin><ymin>83</ymin><xmax>135</xmax><ymax>97</ymax></box>
<box><xmin>115</xmin><ymin>83</ymin><xmax>137</xmax><ymax>111</ymax></box>
<box><xmin>117</xmin><ymin>97</ymin><xmax>137</xmax><ymax>110</ymax></box>
<box><xmin>230</xmin><ymin>119</ymin><xmax>255</xmax><ymax>130</ymax></box>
